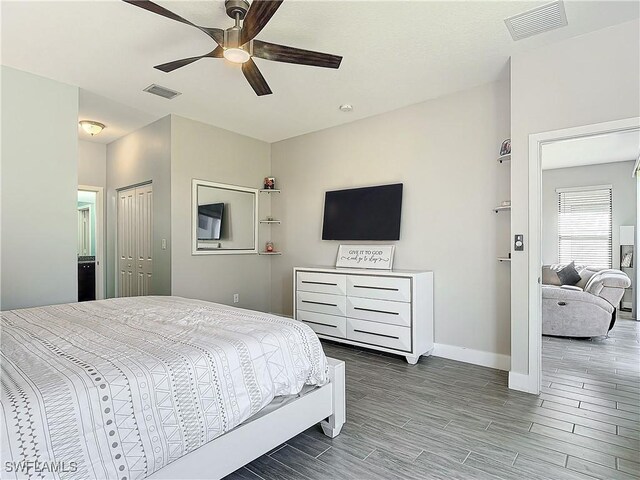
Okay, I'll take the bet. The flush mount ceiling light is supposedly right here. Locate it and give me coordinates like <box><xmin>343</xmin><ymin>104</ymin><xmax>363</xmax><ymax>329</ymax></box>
<box><xmin>339</xmin><ymin>104</ymin><xmax>353</xmax><ymax>112</ymax></box>
<box><xmin>79</xmin><ymin>120</ymin><xmax>105</xmax><ymax>136</ymax></box>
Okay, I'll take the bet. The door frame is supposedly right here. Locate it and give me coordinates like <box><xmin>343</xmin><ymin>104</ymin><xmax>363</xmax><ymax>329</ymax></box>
<box><xmin>525</xmin><ymin>117</ymin><xmax>640</xmax><ymax>394</ymax></box>
<box><xmin>78</xmin><ymin>185</ymin><xmax>105</xmax><ymax>300</ymax></box>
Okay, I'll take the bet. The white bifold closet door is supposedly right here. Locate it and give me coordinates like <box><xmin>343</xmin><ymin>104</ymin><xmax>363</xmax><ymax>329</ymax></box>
<box><xmin>117</xmin><ymin>183</ymin><xmax>153</xmax><ymax>297</ymax></box>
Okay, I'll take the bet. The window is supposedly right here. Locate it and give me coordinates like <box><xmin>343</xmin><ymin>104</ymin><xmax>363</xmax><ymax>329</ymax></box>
<box><xmin>557</xmin><ymin>186</ymin><xmax>612</xmax><ymax>268</ymax></box>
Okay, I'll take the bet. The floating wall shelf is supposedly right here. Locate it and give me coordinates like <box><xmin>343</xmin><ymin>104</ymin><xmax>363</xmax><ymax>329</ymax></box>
<box><xmin>260</xmin><ymin>189</ymin><xmax>281</xmax><ymax>194</ymax></box>
<box><xmin>260</xmin><ymin>220</ymin><xmax>281</xmax><ymax>224</ymax></box>
<box><xmin>497</xmin><ymin>154</ymin><xmax>511</xmax><ymax>163</ymax></box>
<box><xmin>259</xmin><ymin>251</ymin><xmax>282</xmax><ymax>256</ymax></box>
<box><xmin>497</xmin><ymin>257</ymin><xmax>511</xmax><ymax>262</ymax></box>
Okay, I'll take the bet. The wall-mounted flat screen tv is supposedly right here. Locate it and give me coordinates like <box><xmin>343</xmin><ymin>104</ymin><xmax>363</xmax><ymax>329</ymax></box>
<box><xmin>198</xmin><ymin>202</ymin><xmax>224</xmax><ymax>240</ymax></box>
<box><xmin>322</xmin><ymin>183</ymin><xmax>403</xmax><ymax>241</ymax></box>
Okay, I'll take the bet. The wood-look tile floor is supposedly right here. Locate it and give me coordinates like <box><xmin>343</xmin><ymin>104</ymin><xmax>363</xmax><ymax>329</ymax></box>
<box><xmin>227</xmin><ymin>319</ymin><xmax>640</xmax><ymax>480</ymax></box>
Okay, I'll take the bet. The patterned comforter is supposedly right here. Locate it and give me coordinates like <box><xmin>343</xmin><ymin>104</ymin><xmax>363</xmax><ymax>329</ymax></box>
<box><xmin>1</xmin><ymin>296</ymin><xmax>328</xmax><ymax>479</ymax></box>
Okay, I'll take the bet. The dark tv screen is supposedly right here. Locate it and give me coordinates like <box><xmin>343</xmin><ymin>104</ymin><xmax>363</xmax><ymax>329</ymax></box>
<box><xmin>198</xmin><ymin>203</ymin><xmax>224</xmax><ymax>240</ymax></box>
<box><xmin>322</xmin><ymin>184</ymin><xmax>403</xmax><ymax>241</ymax></box>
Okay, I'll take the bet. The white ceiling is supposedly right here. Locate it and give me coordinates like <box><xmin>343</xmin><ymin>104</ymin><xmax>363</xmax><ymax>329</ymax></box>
<box><xmin>542</xmin><ymin>129</ymin><xmax>640</xmax><ymax>171</ymax></box>
<box><xmin>2</xmin><ymin>1</ymin><xmax>639</xmax><ymax>143</ymax></box>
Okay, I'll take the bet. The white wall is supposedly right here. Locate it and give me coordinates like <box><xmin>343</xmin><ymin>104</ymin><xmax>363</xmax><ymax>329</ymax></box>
<box><xmin>1</xmin><ymin>66</ymin><xmax>79</xmax><ymax>309</ymax></box>
<box><xmin>542</xmin><ymin>161</ymin><xmax>636</xmax><ymax>267</ymax></box>
<box><xmin>106</xmin><ymin>116</ymin><xmax>172</xmax><ymax>297</ymax></box>
<box><xmin>510</xmin><ymin>20</ymin><xmax>640</xmax><ymax>376</ymax></box>
<box><xmin>170</xmin><ymin>115</ymin><xmax>272</xmax><ymax>312</ymax></box>
<box><xmin>78</xmin><ymin>140</ymin><xmax>106</xmax><ymax>187</ymax></box>
<box><xmin>271</xmin><ymin>79</ymin><xmax>512</xmax><ymax>360</ymax></box>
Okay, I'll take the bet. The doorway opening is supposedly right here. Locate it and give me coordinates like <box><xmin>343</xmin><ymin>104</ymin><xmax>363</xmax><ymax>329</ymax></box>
<box><xmin>527</xmin><ymin>117</ymin><xmax>640</xmax><ymax>394</ymax></box>
<box><xmin>77</xmin><ymin>186</ymin><xmax>105</xmax><ymax>300</ymax></box>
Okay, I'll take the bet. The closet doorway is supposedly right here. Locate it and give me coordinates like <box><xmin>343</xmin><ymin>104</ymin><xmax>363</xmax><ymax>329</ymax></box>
<box><xmin>117</xmin><ymin>182</ymin><xmax>153</xmax><ymax>297</ymax></box>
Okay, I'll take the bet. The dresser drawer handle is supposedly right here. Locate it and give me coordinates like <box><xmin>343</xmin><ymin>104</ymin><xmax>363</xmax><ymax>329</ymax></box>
<box><xmin>354</xmin><ymin>307</ymin><xmax>399</xmax><ymax>316</ymax></box>
<box><xmin>353</xmin><ymin>329</ymin><xmax>399</xmax><ymax>340</ymax></box>
<box><xmin>302</xmin><ymin>300</ymin><xmax>337</xmax><ymax>307</ymax></box>
<box><xmin>353</xmin><ymin>285</ymin><xmax>399</xmax><ymax>292</ymax></box>
<box><xmin>302</xmin><ymin>280</ymin><xmax>338</xmax><ymax>286</ymax></box>
<box><xmin>304</xmin><ymin>320</ymin><xmax>337</xmax><ymax>328</ymax></box>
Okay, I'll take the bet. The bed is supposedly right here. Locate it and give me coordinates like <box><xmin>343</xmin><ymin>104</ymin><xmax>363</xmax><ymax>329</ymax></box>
<box><xmin>1</xmin><ymin>296</ymin><xmax>345</xmax><ymax>480</ymax></box>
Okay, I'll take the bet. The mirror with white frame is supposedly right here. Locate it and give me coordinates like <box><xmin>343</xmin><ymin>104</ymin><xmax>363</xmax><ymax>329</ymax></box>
<box><xmin>192</xmin><ymin>179</ymin><xmax>258</xmax><ymax>254</ymax></box>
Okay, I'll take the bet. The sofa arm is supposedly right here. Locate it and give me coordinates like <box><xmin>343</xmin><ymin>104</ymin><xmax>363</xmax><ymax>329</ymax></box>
<box><xmin>584</xmin><ymin>270</ymin><xmax>631</xmax><ymax>306</ymax></box>
<box><xmin>542</xmin><ymin>286</ymin><xmax>614</xmax><ymax>313</ymax></box>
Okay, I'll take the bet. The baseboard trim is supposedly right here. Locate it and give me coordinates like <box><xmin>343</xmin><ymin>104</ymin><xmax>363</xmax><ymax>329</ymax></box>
<box><xmin>508</xmin><ymin>371</ymin><xmax>539</xmax><ymax>394</ymax></box>
<box><xmin>432</xmin><ymin>343</ymin><xmax>510</xmax><ymax>371</ymax></box>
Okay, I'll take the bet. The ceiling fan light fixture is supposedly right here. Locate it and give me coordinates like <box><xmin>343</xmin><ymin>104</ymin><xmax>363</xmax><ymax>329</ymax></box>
<box><xmin>79</xmin><ymin>120</ymin><xmax>106</xmax><ymax>136</ymax></box>
<box><xmin>223</xmin><ymin>47</ymin><xmax>251</xmax><ymax>64</ymax></box>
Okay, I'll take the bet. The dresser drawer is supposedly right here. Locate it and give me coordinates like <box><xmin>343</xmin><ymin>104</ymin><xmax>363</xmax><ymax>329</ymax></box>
<box><xmin>347</xmin><ymin>297</ymin><xmax>411</xmax><ymax>327</ymax></box>
<box><xmin>346</xmin><ymin>318</ymin><xmax>411</xmax><ymax>352</ymax></box>
<box><xmin>347</xmin><ymin>275</ymin><xmax>411</xmax><ymax>302</ymax></box>
<box><xmin>297</xmin><ymin>291</ymin><xmax>346</xmax><ymax>317</ymax></box>
<box><xmin>298</xmin><ymin>311</ymin><xmax>346</xmax><ymax>339</ymax></box>
<box><xmin>297</xmin><ymin>271</ymin><xmax>347</xmax><ymax>296</ymax></box>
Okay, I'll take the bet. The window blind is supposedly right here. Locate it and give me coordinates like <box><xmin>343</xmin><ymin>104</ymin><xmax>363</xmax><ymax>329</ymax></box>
<box><xmin>557</xmin><ymin>186</ymin><xmax>612</xmax><ymax>269</ymax></box>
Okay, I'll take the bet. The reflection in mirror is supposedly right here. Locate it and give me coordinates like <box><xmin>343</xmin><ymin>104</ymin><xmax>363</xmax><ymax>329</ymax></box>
<box><xmin>192</xmin><ymin>180</ymin><xmax>258</xmax><ymax>254</ymax></box>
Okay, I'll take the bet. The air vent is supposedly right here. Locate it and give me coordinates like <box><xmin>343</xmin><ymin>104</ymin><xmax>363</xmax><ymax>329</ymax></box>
<box><xmin>504</xmin><ymin>1</ymin><xmax>568</xmax><ymax>41</ymax></box>
<box><xmin>143</xmin><ymin>84</ymin><xmax>182</xmax><ymax>99</ymax></box>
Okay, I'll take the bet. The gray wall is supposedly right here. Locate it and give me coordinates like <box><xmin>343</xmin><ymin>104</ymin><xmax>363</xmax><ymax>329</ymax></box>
<box><xmin>542</xmin><ymin>161</ymin><xmax>636</xmax><ymax>267</ymax></box>
<box><xmin>78</xmin><ymin>140</ymin><xmax>106</xmax><ymax>188</ymax></box>
<box><xmin>170</xmin><ymin>115</ymin><xmax>272</xmax><ymax>312</ymax></box>
<box><xmin>1</xmin><ymin>66</ymin><xmax>79</xmax><ymax>309</ymax></box>
<box><xmin>106</xmin><ymin>116</ymin><xmax>172</xmax><ymax>298</ymax></box>
<box><xmin>510</xmin><ymin>20</ymin><xmax>640</xmax><ymax>375</ymax></box>
<box><xmin>270</xmin><ymin>79</ymin><xmax>512</xmax><ymax>357</ymax></box>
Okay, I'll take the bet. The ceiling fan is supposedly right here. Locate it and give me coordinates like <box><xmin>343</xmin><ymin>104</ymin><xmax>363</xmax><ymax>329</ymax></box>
<box><xmin>123</xmin><ymin>0</ymin><xmax>343</xmax><ymax>96</ymax></box>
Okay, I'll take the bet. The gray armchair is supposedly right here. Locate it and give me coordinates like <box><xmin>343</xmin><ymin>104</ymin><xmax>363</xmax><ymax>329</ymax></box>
<box><xmin>542</xmin><ymin>265</ymin><xmax>631</xmax><ymax>337</ymax></box>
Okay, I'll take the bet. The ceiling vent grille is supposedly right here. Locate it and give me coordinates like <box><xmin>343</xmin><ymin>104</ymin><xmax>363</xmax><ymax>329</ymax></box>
<box><xmin>143</xmin><ymin>84</ymin><xmax>182</xmax><ymax>99</ymax></box>
<box><xmin>504</xmin><ymin>1</ymin><xmax>568</xmax><ymax>41</ymax></box>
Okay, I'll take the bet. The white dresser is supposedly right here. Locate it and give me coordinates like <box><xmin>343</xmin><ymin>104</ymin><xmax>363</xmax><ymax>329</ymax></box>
<box><xmin>293</xmin><ymin>267</ymin><xmax>434</xmax><ymax>364</ymax></box>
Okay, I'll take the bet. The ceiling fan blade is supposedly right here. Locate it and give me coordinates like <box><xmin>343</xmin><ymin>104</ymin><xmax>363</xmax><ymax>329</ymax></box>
<box><xmin>253</xmin><ymin>40</ymin><xmax>342</xmax><ymax>69</ymax></box>
<box><xmin>123</xmin><ymin>0</ymin><xmax>195</xmax><ymax>27</ymax></box>
<box><xmin>241</xmin><ymin>0</ymin><xmax>284</xmax><ymax>44</ymax></box>
<box><xmin>154</xmin><ymin>47</ymin><xmax>223</xmax><ymax>72</ymax></box>
<box><xmin>242</xmin><ymin>58</ymin><xmax>272</xmax><ymax>96</ymax></box>
<box><xmin>198</xmin><ymin>27</ymin><xmax>224</xmax><ymax>46</ymax></box>
<box><xmin>123</xmin><ymin>1</ymin><xmax>224</xmax><ymax>46</ymax></box>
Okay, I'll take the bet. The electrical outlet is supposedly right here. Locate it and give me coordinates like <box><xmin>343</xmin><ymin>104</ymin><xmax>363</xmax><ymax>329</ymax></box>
<box><xmin>233</xmin><ymin>294</ymin><xmax>239</xmax><ymax>304</ymax></box>
<box><xmin>161</xmin><ymin>239</ymin><xmax>167</xmax><ymax>250</ymax></box>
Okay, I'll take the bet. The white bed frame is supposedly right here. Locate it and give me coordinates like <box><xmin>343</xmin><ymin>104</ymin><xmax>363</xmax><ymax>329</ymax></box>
<box><xmin>148</xmin><ymin>357</ymin><xmax>345</xmax><ymax>480</ymax></box>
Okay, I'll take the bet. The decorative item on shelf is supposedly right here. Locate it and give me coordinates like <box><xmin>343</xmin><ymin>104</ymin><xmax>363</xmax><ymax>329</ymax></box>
<box><xmin>267</xmin><ymin>216</ymin><xmax>274</xmax><ymax>221</ymax></box>
<box><xmin>335</xmin><ymin>245</ymin><xmax>395</xmax><ymax>270</ymax></box>
<box><xmin>499</xmin><ymin>138</ymin><xmax>511</xmax><ymax>156</ymax></box>
<box><xmin>621</xmin><ymin>251</ymin><xmax>633</xmax><ymax>268</ymax></box>
<box><xmin>263</xmin><ymin>177</ymin><xmax>276</xmax><ymax>190</ymax></box>
<box><xmin>501</xmin><ymin>200</ymin><xmax>511</xmax><ymax>207</ymax></box>
<box><xmin>265</xmin><ymin>241</ymin><xmax>274</xmax><ymax>253</ymax></box>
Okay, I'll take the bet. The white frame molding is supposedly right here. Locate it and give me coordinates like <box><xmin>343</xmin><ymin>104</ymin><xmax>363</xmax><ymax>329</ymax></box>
<box><xmin>148</xmin><ymin>357</ymin><xmax>345</xmax><ymax>480</ymax></box>
<box><xmin>192</xmin><ymin>179</ymin><xmax>259</xmax><ymax>255</ymax></box>
<box><xmin>521</xmin><ymin>117</ymin><xmax>640</xmax><ymax>394</ymax></box>
<box><xmin>78</xmin><ymin>185</ymin><xmax>105</xmax><ymax>300</ymax></box>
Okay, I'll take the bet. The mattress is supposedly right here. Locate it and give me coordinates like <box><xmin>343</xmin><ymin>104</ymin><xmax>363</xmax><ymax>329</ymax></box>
<box><xmin>1</xmin><ymin>296</ymin><xmax>328</xmax><ymax>479</ymax></box>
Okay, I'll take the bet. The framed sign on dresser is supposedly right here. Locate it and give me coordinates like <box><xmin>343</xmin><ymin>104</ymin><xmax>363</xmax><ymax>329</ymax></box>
<box><xmin>293</xmin><ymin>266</ymin><xmax>434</xmax><ymax>364</ymax></box>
